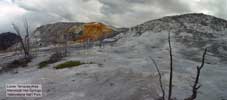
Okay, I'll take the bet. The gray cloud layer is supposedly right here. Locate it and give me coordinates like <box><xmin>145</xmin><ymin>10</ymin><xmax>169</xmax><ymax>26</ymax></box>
<box><xmin>0</xmin><ymin>0</ymin><xmax>226</xmax><ymax>33</ymax></box>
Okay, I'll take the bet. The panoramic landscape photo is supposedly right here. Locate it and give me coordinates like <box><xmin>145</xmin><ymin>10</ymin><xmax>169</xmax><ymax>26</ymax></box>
<box><xmin>0</xmin><ymin>0</ymin><xmax>227</xmax><ymax>100</ymax></box>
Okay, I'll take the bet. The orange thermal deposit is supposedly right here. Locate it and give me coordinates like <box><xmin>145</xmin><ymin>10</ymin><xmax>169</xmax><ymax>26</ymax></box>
<box><xmin>77</xmin><ymin>22</ymin><xmax>112</xmax><ymax>42</ymax></box>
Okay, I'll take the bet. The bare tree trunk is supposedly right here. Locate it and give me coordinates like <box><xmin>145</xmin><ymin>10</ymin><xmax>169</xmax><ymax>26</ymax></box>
<box><xmin>168</xmin><ymin>31</ymin><xmax>173</xmax><ymax>100</ymax></box>
<box><xmin>185</xmin><ymin>48</ymin><xmax>208</xmax><ymax>100</ymax></box>
<box><xmin>63</xmin><ymin>34</ymin><xmax>69</xmax><ymax>56</ymax></box>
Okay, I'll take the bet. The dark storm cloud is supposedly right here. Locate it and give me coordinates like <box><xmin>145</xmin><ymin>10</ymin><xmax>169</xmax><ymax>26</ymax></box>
<box><xmin>96</xmin><ymin>0</ymin><xmax>192</xmax><ymax>27</ymax></box>
<box><xmin>15</xmin><ymin>0</ymin><xmax>72</xmax><ymax>20</ymax></box>
<box><xmin>14</xmin><ymin>0</ymin><xmax>192</xmax><ymax>27</ymax></box>
<box><xmin>14</xmin><ymin>0</ymin><xmax>104</xmax><ymax>22</ymax></box>
<box><xmin>0</xmin><ymin>0</ymin><xmax>227</xmax><ymax>33</ymax></box>
<box><xmin>98</xmin><ymin>0</ymin><xmax>190</xmax><ymax>15</ymax></box>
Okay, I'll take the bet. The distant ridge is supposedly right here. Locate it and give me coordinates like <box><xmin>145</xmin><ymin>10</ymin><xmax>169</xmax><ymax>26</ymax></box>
<box><xmin>0</xmin><ymin>32</ymin><xmax>20</xmax><ymax>51</ymax></box>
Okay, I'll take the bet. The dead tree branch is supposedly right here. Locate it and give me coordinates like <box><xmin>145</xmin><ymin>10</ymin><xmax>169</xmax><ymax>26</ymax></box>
<box><xmin>12</xmin><ymin>17</ymin><xmax>32</xmax><ymax>59</ymax></box>
<box><xmin>149</xmin><ymin>56</ymin><xmax>165</xmax><ymax>100</ymax></box>
<box><xmin>185</xmin><ymin>48</ymin><xmax>208</xmax><ymax>100</ymax></box>
<box><xmin>23</xmin><ymin>17</ymin><xmax>30</xmax><ymax>55</ymax></box>
<box><xmin>12</xmin><ymin>23</ymin><xmax>29</xmax><ymax>58</ymax></box>
<box><xmin>168</xmin><ymin>31</ymin><xmax>173</xmax><ymax>100</ymax></box>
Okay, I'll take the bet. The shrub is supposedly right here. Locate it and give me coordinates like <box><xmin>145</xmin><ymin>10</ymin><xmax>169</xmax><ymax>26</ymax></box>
<box><xmin>38</xmin><ymin>52</ymin><xmax>64</xmax><ymax>69</ymax></box>
<box><xmin>55</xmin><ymin>61</ymin><xmax>85</xmax><ymax>69</ymax></box>
<box><xmin>9</xmin><ymin>58</ymin><xmax>31</xmax><ymax>67</ymax></box>
<box><xmin>38</xmin><ymin>61</ymin><xmax>49</xmax><ymax>69</ymax></box>
<box><xmin>0</xmin><ymin>57</ymin><xmax>32</xmax><ymax>74</ymax></box>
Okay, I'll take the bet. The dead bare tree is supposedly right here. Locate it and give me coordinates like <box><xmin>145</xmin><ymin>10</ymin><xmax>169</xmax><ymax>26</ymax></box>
<box><xmin>62</xmin><ymin>34</ymin><xmax>69</xmax><ymax>56</ymax></box>
<box><xmin>23</xmin><ymin>17</ymin><xmax>30</xmax><ymax>57</ymax></box>
<box><xmin>145</xmin><ymin>30</ymin><xmax>208</xmax><ymax>100</ymax></box>
<box><xmin>12</xmin><ymin>18</ymin><xmax>31</xmax><ymax>59</ymax></box>
<box><xmin>52</xmin><ymin>33</ymin><xmax>69</xmax><ymax>57</ymax></box>
<box><xmin>148</xmin><ymin>56</ymin><xmax>165</xmax><ymax>100</ymax></box>
<box><xmin>184</xmin><ymin>48</ymin><xmax>208</xmax><ymax>100</ymax></box>
<box><xmin>168</xmin><ymin>31</ymin><xmax>173</xmax><ymax>100</ymax></box>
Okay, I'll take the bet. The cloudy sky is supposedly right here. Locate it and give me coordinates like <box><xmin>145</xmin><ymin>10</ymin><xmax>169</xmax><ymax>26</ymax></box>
<box><xmin>0</xmin><ymin>0</ymin><xmax>226</xmax><ymax>33</ymax></box>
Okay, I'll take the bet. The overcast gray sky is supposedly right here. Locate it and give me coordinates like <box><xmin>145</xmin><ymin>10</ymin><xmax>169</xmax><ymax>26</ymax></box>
<box><xmin>0</xmin><ymin>0</ymin><xmax>227</xmax><ymax>33</ymax></box>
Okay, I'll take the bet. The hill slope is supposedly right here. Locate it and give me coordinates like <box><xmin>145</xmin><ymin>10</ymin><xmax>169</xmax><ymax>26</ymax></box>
<box><xmin>33</xmin><ymin>22</ymin><xmax>125</xmax><ymax>46</ymax></box>
<box><xmin>117</xmin><ymin>13</ymin><xmax>227</xmax><ymax>63</ymax></box>
<box><xmin>111</xmin><ymin>13</ymin><xmax>227</xmax><ymax>99</ymax></box>
<box><xmin>0</xmin><ymin>32</ymin><xmax>20</xmax><ymax>51</ymax></box>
